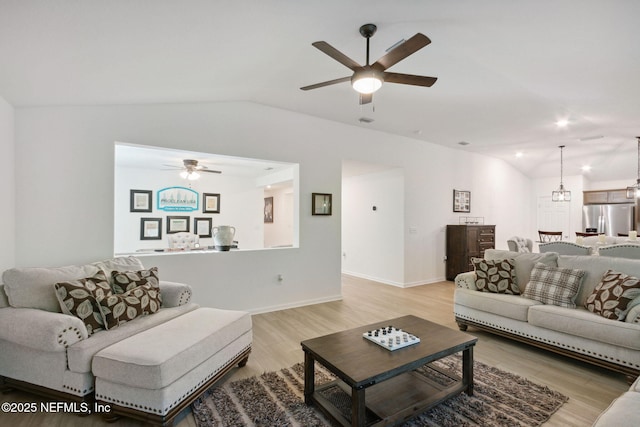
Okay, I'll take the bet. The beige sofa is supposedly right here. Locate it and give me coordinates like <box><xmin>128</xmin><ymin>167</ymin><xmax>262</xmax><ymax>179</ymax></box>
<box><xmin>454</xmin><ymin>249</ymin><xmax>640</xmax><ymax>379</ymax></box>
<box><xmin>0</xmin><ymin>256</ymin><xmax>252</xmax><ymax>425</ymax></box>
<box><xmin>593</xmin><ymin>375</ymin><xmax>640</xmax><ymax>426</ymax></box>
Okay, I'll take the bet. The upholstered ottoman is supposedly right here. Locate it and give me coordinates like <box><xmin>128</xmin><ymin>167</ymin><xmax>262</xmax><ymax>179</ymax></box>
<box><xmin>92</xmin><ymin>307</ymin><xmax>252</xmax><ymax>426</ymax></box>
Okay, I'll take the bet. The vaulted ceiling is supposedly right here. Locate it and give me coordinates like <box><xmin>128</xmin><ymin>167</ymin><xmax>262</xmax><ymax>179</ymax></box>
<box><xmin>1</xmin><ymin>1</ymin><xmax>638</xmax><ymax>182</ymax></box>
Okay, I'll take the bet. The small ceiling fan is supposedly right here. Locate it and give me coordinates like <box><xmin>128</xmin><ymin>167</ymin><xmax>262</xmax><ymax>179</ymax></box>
<box><xmin>300</xmin><ymin>23</ymin><xmax>437</xmax><ymax>104</ymax></box>
<box><xmin>163</xmin><ymin>159</ymin><xmax>221</xmax><ymax>180</ymax></box>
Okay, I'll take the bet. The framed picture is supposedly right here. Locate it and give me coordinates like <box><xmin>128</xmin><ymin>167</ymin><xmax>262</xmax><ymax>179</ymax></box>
<box><xmin>203</xmin><ymin>193</ymin><xmax>221</xmax><ymax>213</ymax></box>
<box><xmin>140</xmin><ymin>217</ymin><xmax>162</xmax><ymax>240</ymax></box>
<box><xmin>166</xmin><ymin>216</ymin><xmax>190</xmax><ymax>234</ymax></box>
<box><xmin>130</xmin><ymin>189</ymin><xmax>152</xmax><ymax>212</ymax></box>
<box><xmin>264</xmin><ymin>197</ymin><xmax>274</xmax><ymax>223</ymax></box>
<box><xmin>312</xmin><ymin>193</ymin><xmax>332</xmax><ymax>216</ymax></box>
<box><xmin>194</xmin><ymin>217</ymin><xmax>212</xmax><ymax>238</ymax></box>
<box><xmin>453</xmin><ymin>189</ymin><xmax>471</xmax><ymax>213</ymax></box>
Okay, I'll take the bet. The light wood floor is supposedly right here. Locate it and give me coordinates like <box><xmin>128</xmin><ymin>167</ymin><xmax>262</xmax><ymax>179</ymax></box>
<box><xmin>1</xmin><ymin>276</ymin><xmax>629</xmax><ymax>426</ymax></box>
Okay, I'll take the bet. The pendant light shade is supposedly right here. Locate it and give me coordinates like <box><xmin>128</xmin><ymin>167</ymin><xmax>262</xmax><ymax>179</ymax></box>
<box><xmin>552</xmin><ymin>145</ymin><xmax>571</xmax><ymax>202</ymax></box>
<box><xmin>626</xmin><ymin>137</ymin><xmax>640</xmax><ymax>199</ymax></box>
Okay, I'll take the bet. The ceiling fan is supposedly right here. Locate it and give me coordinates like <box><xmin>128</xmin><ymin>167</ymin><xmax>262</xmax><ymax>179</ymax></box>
<box><xmin>164</xmin><ymin>159</ymin><xmax>221</xmax><ymax>180</ymax></box>
<box><xmin>300</xmin><ymin>23</ymin><xmax>437</xmax><ymax>104</ymax></box>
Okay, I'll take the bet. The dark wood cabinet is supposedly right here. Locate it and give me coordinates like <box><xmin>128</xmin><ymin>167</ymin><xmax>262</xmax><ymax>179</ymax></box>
<box><xmin>446</xmin><ymin>225</ymin><xmax>496</xmax><ymax>281</ymax></box>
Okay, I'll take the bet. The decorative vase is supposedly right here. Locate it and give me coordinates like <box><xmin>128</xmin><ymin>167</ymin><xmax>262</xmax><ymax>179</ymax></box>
<box><xmin>212</xmin><ymin>226</ymin><xmax>236</xmax><ymax>251</ymax></box>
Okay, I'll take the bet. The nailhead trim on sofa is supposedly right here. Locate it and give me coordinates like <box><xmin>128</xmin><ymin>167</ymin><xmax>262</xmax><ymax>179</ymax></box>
<box><xmin>456</xmin><ymin>313</ymin><xmax>640</xmax><ymax>370</ymax></box>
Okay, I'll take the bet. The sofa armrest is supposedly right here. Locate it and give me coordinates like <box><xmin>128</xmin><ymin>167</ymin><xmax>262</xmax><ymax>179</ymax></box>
<box><xmin>159</xmin><ymin>281</ymin><xmax>193</xmax><ymax>307</ymax></box>
<box><xmin>0</xmin><ymin>307</ymin><xmax>87</xmax><ymax>351</ymax></box>
<box><xmin>454</xmin><ymin>272</ymin><xmax>478</xmax><ymax>290</ymax></box>
<box><xmin>625</xmin><ymin>304</ymin><xmax>640</xmax><ymax>324</ymax></box>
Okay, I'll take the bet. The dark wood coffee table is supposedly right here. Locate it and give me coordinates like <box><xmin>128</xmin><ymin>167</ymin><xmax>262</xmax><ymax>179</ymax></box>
<box><xmin>301</xmin><ymin>315</ymin><xmax>477</xmax><ymax>427</ymax></box>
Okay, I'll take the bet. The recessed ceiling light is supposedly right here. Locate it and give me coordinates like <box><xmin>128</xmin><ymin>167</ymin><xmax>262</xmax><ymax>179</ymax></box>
<box><xmin>581</xmin><ymin>165</ymin><xmax>592</xmax><ymax>172</ymax></box>
<box><xmin>515</xmin><ymin>152</ymin><xmax>524</xmax><ymax>158</ymax></box>
<box><xmin>556</xmin><ymin>119</ymin><xmax>569</xmax><ymax>128</ymax></box>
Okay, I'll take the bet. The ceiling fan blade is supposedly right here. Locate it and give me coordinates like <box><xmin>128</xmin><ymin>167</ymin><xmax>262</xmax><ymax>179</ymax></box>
<box><xmin>359</xmin><ymin>93</ymin><xmax>373</xmax><ymax>105</ymax></box>
<box><xmin>300</xmin><ymin>76</ymin><xmax>351</xmax><ymax>91</ymax></box>
<box><xmin>383</xmin><ymin>72</ymin><xmax>437</xmax><ymax>87</ymax></box>
<box><xmin>312</xmin><ymin>41</ymin><xmax>362</xmax><ymax>71</ymax></box>
<box><xmin>200</xmin><ymin>169</ymin><xmax>222</xmax><ymax>174</ymax></box>
<box><xmin>372</xmin><ymin>33</ymin><xmax>431</xmax><ymax>71</ymax></box>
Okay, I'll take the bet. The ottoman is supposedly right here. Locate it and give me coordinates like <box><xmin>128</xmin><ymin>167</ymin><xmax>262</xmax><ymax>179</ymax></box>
<box><xmin>92</xmin><ymin>307</ymin><xmax>252</xmax><ymax>426</ymax></box>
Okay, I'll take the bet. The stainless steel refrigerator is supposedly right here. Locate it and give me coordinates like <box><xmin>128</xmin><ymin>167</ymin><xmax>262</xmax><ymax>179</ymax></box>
<box><xmin>582</xmin><ymin>204</ymin><xmax>635</xmax><ymax>236</ymax></box>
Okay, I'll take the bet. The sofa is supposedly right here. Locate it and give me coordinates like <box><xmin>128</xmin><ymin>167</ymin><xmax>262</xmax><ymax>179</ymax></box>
<box><xmin>593</xmin><ymin>374</ymin><xmax>640</xmax><ymax>426</ymax></box>
<box><xmin>454</xmin><ymin>249</ymin><xmax>640</xmax><ymax>380</ymax></box>
<box><xmin>0</xmin><ymin>256</ymin><xmax>252</xmax><ymax>425</ymax></box>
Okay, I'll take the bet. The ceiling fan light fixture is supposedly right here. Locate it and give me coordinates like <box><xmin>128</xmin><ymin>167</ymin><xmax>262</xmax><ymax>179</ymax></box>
<box><xmin>180</xmin><ymin>170</ymin><xmax>200</xmax><ymax>180</ymax></box>
<box><xmin>351</xmin><ymin>69</ymin><xmax>383</xmax><ymax>94</ymax></box>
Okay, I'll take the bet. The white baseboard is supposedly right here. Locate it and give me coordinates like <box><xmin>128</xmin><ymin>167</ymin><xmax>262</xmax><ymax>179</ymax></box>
<box><xmin>342</xmin><ymin>271</ymin><xmax>447</xmax><ymax>288</ymax></box>
<box><xmin>247</xmin><ymin>294</ymin><xmax>343</xmax><ymax>315</ymax></box>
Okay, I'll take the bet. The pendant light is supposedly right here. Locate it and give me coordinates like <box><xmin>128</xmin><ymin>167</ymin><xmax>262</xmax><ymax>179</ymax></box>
<box><xmin>626</xmin><ymin>137</ymin><xmax>640</xmax><ymax>198</ymax></box>
<box><xmin>552</xmin><ymin>145</ymin><xmax>571</xmax><ymax>202</ymax></box>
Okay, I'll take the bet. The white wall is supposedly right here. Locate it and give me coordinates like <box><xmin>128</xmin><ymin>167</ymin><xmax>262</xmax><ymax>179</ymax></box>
<box><xmin>0</xmin><ymin>96</ymin><xmax>14</xmax><ymax>272</ymax></box>
<box><xmin>342</xmin><ymin>168</ymin><xmax>405</xmax><ymax>286</ymax></box>
<box><xmin>13</xmin><ymin>101</ymin><xmax>532</xmax><ymax>311</ymax></box>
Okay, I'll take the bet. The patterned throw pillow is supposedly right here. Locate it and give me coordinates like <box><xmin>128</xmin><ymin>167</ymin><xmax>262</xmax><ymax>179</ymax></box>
<box><xmin>585</xmin><ymin>270</ymin><xmax>640</xmax><ymax>320</ymax></box>
<box><xmin>111</xmin><ymin>267</ymin><xmax>159</xmax><ymax>294</ymax></box>
<box><xmin>472</xmin><ymin>258</ymin><xmax>520</xmax><ymax>294</ymax></box>
<box><xmin>98</xmin><ymin>283</ymin><xmax>162</xmax><ymax>329</ymax></box>
<box><xmin>54</xmin><ymin>271</ymin><xmax>112</xmax><ymax>336</ymax></box>
<box><xmin>522</xmin><ymin>263</ymin><xmax>585</xmax><ymax>308</ymax></box>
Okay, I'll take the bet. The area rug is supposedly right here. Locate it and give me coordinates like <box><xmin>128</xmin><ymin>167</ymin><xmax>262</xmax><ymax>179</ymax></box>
<box><xmin>192</xmin><ymin>354</ymin><xmax>568</xmax><ymax>427</ymax></box>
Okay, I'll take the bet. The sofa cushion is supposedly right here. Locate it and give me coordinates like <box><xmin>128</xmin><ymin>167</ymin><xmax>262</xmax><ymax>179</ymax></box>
<box><xmin>454</xmin><ymin>288</ymin><xmax>541</xmax><ymax>322</ymax></box>
<box><xmin>2</xmin><ymin>264</ymin><xmax>101</xmax><ymax>312</ymax></box>
<box><xmin>67</xmin><ymin>303</ymin><xmax>199</xmax><ymax>373</ymax></box>
<box><xmin>484</xmin><ymin>249</ymin><xmax>558</xmax><ymax>293</ymax></box>
<box><xmin>53</xmin><ymin>271</ymin><xmax>112</xmax><ymax>336</ymax></box>
<box><xmin>586</xmin><ymin>270</ymin><xmax>640</xmax><ymax>321</ymax></box>
<box><xmin>98</xmin><ymin>283</ymin><xmax>162</xmax><ymax>329</ymax></box>
<box><xmin>522</xmin><ymin>263</ymin><xmax>585</xmax><ymax>308</ymax></box>
<box><xmin>472</xmin><ymin>258</ymin><xmax>520</xmax><ymax>294</ymax></box>
<box><xmin>592</xmin><ymin>391</ymin><xmax>640</xmax><ymax>427</ymax></box>
<box><xmin>110</xmin><ymin>267</ymin><xmax>159</xmax><ymax>294</ymax></box>
<box><xmin>528</xmin><ymin>305</ymin><xmax>640</xmax><ymax>351</ymax></box>
<box><xmin>558</xmin><ymin>255</ymin><xmax>640</xmax><ymax>307</ymax></box>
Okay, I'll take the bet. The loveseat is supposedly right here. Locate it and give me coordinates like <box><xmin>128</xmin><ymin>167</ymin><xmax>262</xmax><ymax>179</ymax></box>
<box><xmin>0</xmin><ymin>256</ymin><xmax>252</xmax><ymax>425</ymax></box>
<box><xmin>454</xmin><ymin>249</ymin><xmax>640</xmax><ymax>380</ymax></box>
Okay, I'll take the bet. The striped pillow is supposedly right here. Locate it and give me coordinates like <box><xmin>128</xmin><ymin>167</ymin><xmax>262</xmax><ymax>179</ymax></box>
<box><xmin>523</xmin><ymin>263</ymin><xmax>585</xmax><ymax>308</ymax></box>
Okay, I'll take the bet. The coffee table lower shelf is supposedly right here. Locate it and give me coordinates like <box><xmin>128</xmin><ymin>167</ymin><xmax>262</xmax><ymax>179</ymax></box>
<box><xmin>309</xmin><ymin>367</ymin><xmax>467</xmax><ymax>427</ymax></box>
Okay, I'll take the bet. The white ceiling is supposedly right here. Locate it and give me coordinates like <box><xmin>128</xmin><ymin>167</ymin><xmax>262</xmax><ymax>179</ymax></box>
<box><xmin>1</xmin><ymin>1</ymin><xmax>638</xmax><ymax>182</ymax></box>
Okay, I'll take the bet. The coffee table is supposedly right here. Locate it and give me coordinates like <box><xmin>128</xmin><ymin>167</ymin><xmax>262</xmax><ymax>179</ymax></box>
<box><xmin>300</xmin><ymin>315</ymin><xmax>477</xmax><ymax>427</ymax></box>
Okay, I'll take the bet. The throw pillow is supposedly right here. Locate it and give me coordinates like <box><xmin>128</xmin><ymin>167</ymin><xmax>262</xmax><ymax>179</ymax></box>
<box><xmin>472</xmin><ymin>258</ymin><xmax>520</xmax><ymax>294</ymax></box>
<box><xmin>53</xmin><ymin>271</ymin><xmax>113</xmax><ymax>336</ymax></box>
<box><xmin>98</xmin><ymin>283</ymin><xmax>162</xmax><ymax>329</ymax></box>
<box><xmin>111</xmin><ymin>267</ymin><xmax>160</xmax><ymax>294</ymax></box>
<box><xmin>585</xmin><ymin>270</ymin><xmax>640</xmax><ymax>320</ymax></box>
<box><xmin>522</xmin><ymin>263</ymin><xmax>585</xmax><ymax>308</ymax></box>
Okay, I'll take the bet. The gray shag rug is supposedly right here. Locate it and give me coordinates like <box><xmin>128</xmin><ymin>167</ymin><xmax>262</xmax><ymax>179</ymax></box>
<box><xmin>192</xmin><ymin>354</ymin><xmax>568</xmax><ymax>426</ymax></box>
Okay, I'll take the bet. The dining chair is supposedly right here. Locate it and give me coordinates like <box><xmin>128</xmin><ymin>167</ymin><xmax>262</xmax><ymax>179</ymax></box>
<box><xmin>598</xmin><ymin>244</ymin><xmax>640</xmax><ymax>259</ymax></box>
<box><xmin>576</xmin><ymin>232</ymin><xmax>599</xmax><ymax>237</ymax></box>
<box><xmin>538</xmin><ymin>230</ymin><xmax>563</xmax><ymax>242</ymax></box>
<box><xmin>618</xmin><ymin>233</ymin><xmax>629</xmax><ymax>237</ymax></box>
<box><xmin>538</xmin><ymin>241</ymin><xmax>593</xmax><ymax>255</ymax></box>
